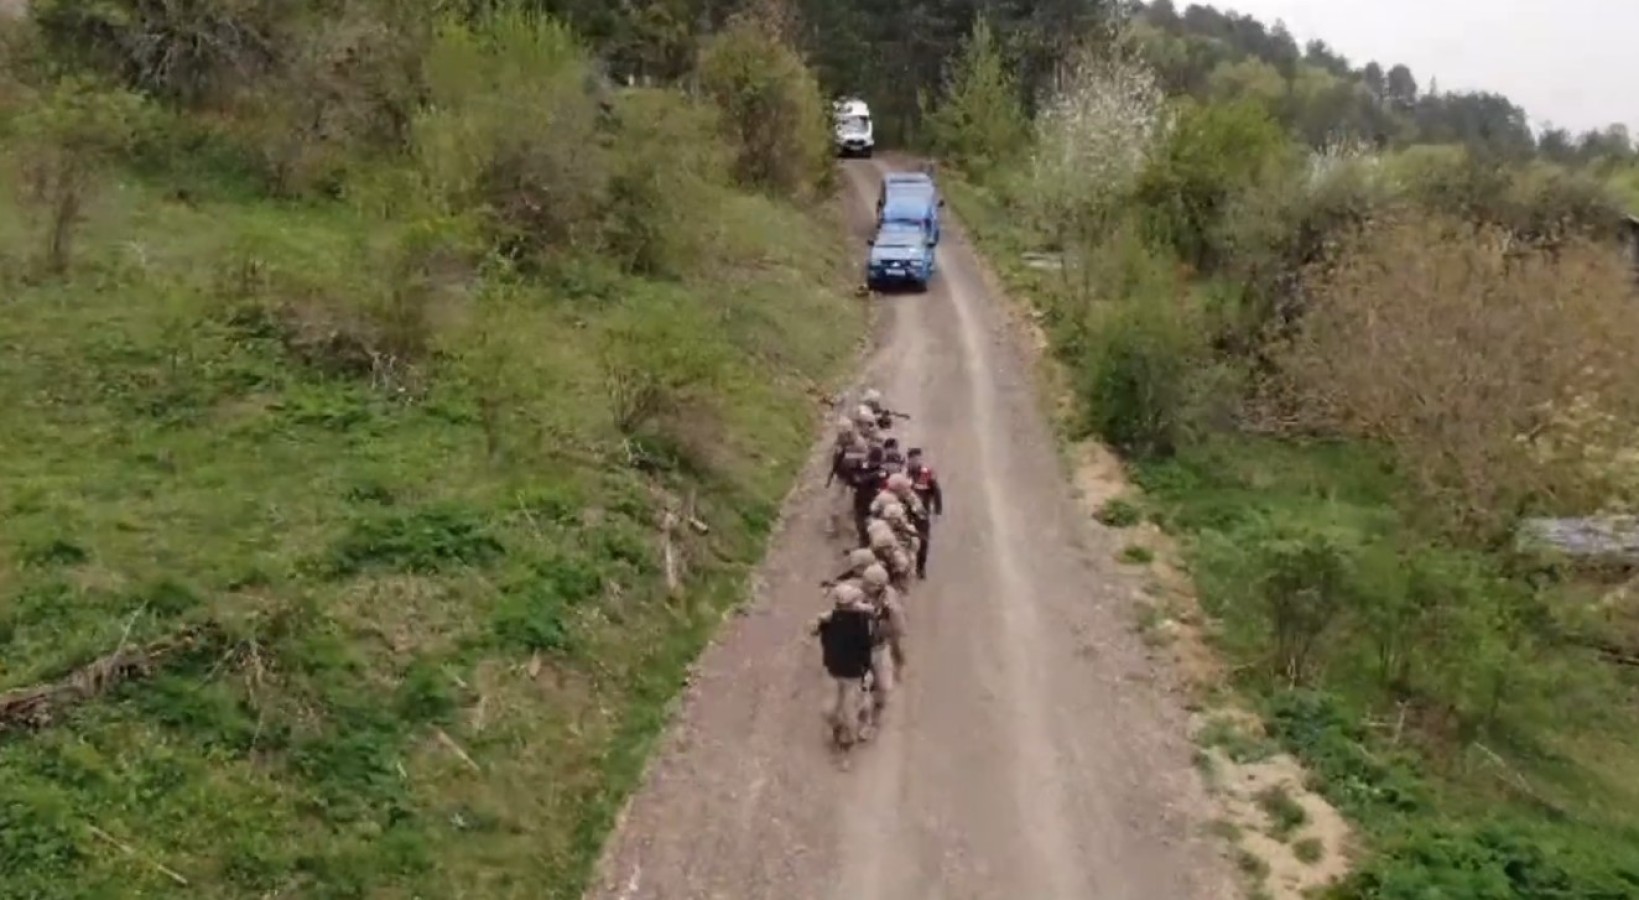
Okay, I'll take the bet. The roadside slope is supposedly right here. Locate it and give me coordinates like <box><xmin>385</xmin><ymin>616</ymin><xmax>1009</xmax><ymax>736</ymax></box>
<box><xmin>0</xmin><ymin>106</ymin><xmax>862</xmax><ymax>900</ymax></box>
<box><xmin>586</xmin><ymin>159</ymin><xmax>1235</xmax><ymax>899</ymax></box>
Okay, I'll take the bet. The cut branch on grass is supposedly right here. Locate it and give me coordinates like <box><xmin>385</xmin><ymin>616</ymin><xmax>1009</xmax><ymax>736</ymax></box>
<box><xmin>661</xmin><ymin>509</ymin><xmax>683</xmax><ymax>598</ymax></box>
<box><xmin>87</xmin><ymin>823</ymin><xmax>189</xmax><ymax>886</ymax></box>
<box><xmin>434</xmin><ymin>726</ymin><xmax>481</xmax><ymax>772</ymax></box>
<box><xmin>0</xmin><ymin>621</ymin><xmax>229</xmax><ymax>735</ymax></box>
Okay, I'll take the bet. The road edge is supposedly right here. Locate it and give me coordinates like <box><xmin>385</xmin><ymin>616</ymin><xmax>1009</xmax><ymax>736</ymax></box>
<box><xmin>939</xmin><ymin>171</ymin><xmax>1359</xmax><ymax>900</ymax></box>
<box><xmin>583</xmin><ymin>180</ymin><xmax>888</xmax><ymax>898</ymax></box>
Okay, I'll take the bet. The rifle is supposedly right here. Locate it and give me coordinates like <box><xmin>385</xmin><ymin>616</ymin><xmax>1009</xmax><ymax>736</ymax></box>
<box><xmin>825</xmin><ymin>447</ymin><xmax>847</xmax><ymax>488</ymax></box>
<box><xmin>876</xmin><ymin>409</ymin><xmax>912</xmax><ymax>430</ymax></box>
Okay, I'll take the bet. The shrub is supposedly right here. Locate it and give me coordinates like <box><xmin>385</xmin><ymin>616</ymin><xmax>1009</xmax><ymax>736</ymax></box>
<box><xmin>11</xmin><ymin>75</ymin><xmax>149</xmax><ymax>273</ymax></box>
<box><xmin>1079</xmin><ymin>277</ymin><xmax>1223</xmax><ymax>460</ymax></box>
<box><xmin>1211</xmin><ymin>148</ymin><xmax>1390</xmax><ymax>354</ymax></box>
<box><xmin>1255</xmin><ymin>784</ymin><xmax>1308</xmax><ymax>840</ymax></box>
<box><xmin>1335</xmin><ymin>820</ymin><xmax>1639</xmax><ymax>900</ymax></box>
<box><xmin>0</xmin><ymin>15</ymin><xmax>46</xmax><ymax>116</ymax></box>
<box><xmin>1494</xmin><ymin>161</ymin><xmax>1625</xmax><ymax>244</ymax></box>
<box><xmin>1387</xmin><ymin>146</ymin><xmax>1626</xmax><ymax>242</ymax></box>
<box><xmin>228</xmin><ymin>3</ymin><xmax>427</xmax><ymax>196</ymax></box>
<box><xmin>696</xmin><ymin>11</ymin><xmax>831</xmax><ymax>202</ymax></box>
<box><xmin>31</xmin><ymin>0</ymin><xmax>294</xmax><ymax>107</ymax></box>
<box><xmin>600</xmin><ymin>89</ymin><xmax>729</xmax><ymax>277</ymax></box>
<box><xmin>1251</xmin><ymin>522</ymin><xmax>1354</xmax><ymax>684</ymax></box>
<box><xmin>412</xmin><ymin>9</ymin><xmax>606</xmax><ymax>265</ymax></box>
<box><xmin>1119</xmin><ymin>544</ymin><xmax>1154</xmax><ymax>564</ymax></box>
<box><xmin>1095</xmin><ymin>497</ymin><xmax>1143</xmax><ymax>528</ymax></box>
<box><xmin>1265</xmin><ymin>215</ymin><xmax>1639</xmax><ymax>539</ymax></box>
<box><xmin>1135</xmin><ymin>98</ymin><xmax>1295</xmax><ymax>272</ymax></box>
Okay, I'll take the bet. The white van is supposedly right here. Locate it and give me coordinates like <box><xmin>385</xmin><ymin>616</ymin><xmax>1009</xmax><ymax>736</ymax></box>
<box><xmin>832</xmin><ymin>97</ymin><xmax>874</xmax><ymax>158</ymax></box>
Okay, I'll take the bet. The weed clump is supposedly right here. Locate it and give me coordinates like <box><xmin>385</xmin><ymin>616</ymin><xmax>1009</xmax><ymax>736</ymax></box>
<box><xmin>1095</xmin><ymin>497</ymin><xmax>1142</xmax><ymax>527</ymax></box>
<box><xmin>327</xmin><ymin>506</ymin><xmax>503</xmax><ymax>576</ymax></box>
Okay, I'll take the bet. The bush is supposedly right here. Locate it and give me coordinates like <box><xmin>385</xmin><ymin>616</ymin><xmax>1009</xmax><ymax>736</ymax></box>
<box><xmin>601</xmin><ymin>89</ymin><xmax>730</xmax><ymax>277</ymax></box>
<box><xmin>696</xmin><ymin>11</ymin><xmax>831</xmax><ymax>202</ymax></box>
<box><xmin>1335</xmin><ymin>819</ymin><xmax>1639</xmax><ymax>900</ymax></box>
<box><xmin>11</xmin><ymin>75</ymin><xmax>150</xmax><ymax>273</ymax></box>
<box><xmin>31</xmin><ymin>0</ymin><xmax>294</xmax><ymax>107</ymax></box>
<box><xmin>1211</xmin><ymin>149</ymin><xmax>1390</xmax><ymax>354</ymax></box>
<box><xmin>1078</xmin><ymin>266</ymin><xmax>1225</xmax><ymax>459</ymax></box>
<box><xmin>1386</xmin><ymin>146</ymin><xmax>1626</xmax><ymax>243</ymax></box>
<box><xmin>412</xmin><ymin>9</ymin><xmax>606</xmax><ymax>266</ymax></box>
<box><xmin>0</xmin><ymin>15</ymin><xmax>45</xmax><ymax>115</ymax></box>
<box><xmin>30</xmin><ymin>0</ymin><xmax>432</xmax><ymax>197</ymax></box>
<box><xmin>1027</xmin><ymin>35</ymin><xmax>1168</xmax><ymax>254</ymax></box>
<box><xmin>1265</xmin><ymin>214</ymin><xmax>1639</xmax><ymax>539</ymax></box>
<box><xmin>228</xmin><ymin>3</ymin><xmax>426</xmax><ymax>196</ymax></box>
<box><xmin>1249</xmin><ymin>521</ymin><xmax>1355</xmax><ymax>684</ymax></box>
<box><xmin>1095</xmin><ymin>497</ymin><xmax>1143</xmax><ymax>527</ymax></box>
<box><xmin>1135</xmin><ymin>97</ymin><xmax>1295</xmax><ymax>272</ymax></box>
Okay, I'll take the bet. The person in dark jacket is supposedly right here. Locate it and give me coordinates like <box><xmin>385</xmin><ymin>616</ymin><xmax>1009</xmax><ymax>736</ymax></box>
<box><xmin>812</xmin><ymin>582</ymin><xmax>881</xmax><ymax>747</ymax></box>
<box><xmin>881</xmin><ymin>437</ymin><xmax>906</xmax><ymax>475</ymax></box>
<box><xmin>906</xmin><ymin>448</ymin><xmax>943</xmax><ymax>578</ymax></box>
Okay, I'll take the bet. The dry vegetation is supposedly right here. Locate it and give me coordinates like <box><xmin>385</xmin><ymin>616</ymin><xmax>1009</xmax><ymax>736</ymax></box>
<box><xmin>1265</xmin><ymin>216</ymin><xmax>1639</xmax><ymax>540</ymax></box>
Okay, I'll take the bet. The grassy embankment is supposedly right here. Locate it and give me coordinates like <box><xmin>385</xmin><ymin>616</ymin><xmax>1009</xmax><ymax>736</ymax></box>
<box><xmin>0</xmin><ymin>6</ymin><xmax>856</xmax><ymax>897</ymax></box>
<box><xmin>930</xmin><ymin>21</ymin><xmax>1639</xmax><ymax>899</ymax></box>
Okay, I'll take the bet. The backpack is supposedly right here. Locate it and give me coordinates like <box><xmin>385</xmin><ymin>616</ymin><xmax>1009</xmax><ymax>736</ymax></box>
<box><xmin>819</xmin><ymin>606</ymin><xmax>876</xmax><ymax>679</ymax></box>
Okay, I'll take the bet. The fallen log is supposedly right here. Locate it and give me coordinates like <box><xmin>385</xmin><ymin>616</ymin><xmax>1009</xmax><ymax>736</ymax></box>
<box><xmin>1518</xmin><ymin>516</ymin><xmax>1639</xmax><ymax>567</ymax></box>
<box><xmin>0</xmin><ymin>622</ymin><xmax>228</xmax><ymax>735</ymax></box>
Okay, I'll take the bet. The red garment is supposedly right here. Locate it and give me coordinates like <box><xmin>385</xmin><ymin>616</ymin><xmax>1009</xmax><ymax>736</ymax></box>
<box><xmin>907</xmin><ymin>463</ymin><xmax>943</xmax><ymax>515</ymax></box>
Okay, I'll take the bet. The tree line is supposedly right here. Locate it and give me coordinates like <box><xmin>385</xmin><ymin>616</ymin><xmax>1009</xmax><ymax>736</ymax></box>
<box><xmin>511</xmin><ymin>0</ymin><xmax>1632</xmax><ymax>171</ymax></box>
<box><xmin>1132</xmin><ymin>0</ymin><xmax>1633</xmax><ymax>166</ymax></box>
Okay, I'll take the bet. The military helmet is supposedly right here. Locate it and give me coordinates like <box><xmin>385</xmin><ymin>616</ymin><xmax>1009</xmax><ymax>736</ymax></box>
<box><xmin>868</xmin><ymin>523</ymin><xmax>896</xmax><ymax>550</ymax></box>
<box><xmin>862</xmin><ymin>564</ymin><xmax>890</xmax><ymax>588</ymax></box>
<box><xmin>832</xmin><ymin>581</ymin><xmax>866</xmax><ymax>605</ymax></box>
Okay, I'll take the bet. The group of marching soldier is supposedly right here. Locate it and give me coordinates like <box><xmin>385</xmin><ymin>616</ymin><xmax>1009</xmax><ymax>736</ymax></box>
<box><xmin>811</xmin><ymin>389</ymin><xmax>944</xmax><ymax>748</ymax></box>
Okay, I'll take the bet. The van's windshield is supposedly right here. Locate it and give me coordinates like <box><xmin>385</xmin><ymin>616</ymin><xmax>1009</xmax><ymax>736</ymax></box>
<box><xmin>838</xmin><ymin>115</ymin><xmax>871</xmax><ymax>132</ymax></box>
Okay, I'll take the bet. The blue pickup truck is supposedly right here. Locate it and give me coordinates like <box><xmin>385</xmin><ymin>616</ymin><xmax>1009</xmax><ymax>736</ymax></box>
<box><xmin>875</xmin><ymin>172</ymin><xmax>942</xmax><ymax>246</ymax></box>
<box><xmin>865</xmin><ymin>220</ymin><xmax>937</xmax><ymax>293</ymax></box>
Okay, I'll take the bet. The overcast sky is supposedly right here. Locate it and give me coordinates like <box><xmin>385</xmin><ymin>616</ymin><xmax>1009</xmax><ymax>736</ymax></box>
<box><xmin>1214</xmin><ymin>1</ymin><xmax>1636</xmax><ymax>136</ymax></box>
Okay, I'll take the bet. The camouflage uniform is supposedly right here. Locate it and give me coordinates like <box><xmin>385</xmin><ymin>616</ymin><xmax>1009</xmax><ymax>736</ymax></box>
<box><xmin>860</xmin><ymin>564</ymin><xmax>907</xmax><ymax>675</ymax></box>
<box><xmin>867</xmin><ymin>518</ymin><xmax>915</xmax><ymax>593</ymax></box>
<box><xmin>881</xmin><ymin>502</ymin><xmax>922</xmax><ymax>559</ymax></box>
<box><xmin>870</xmin><ymin>472</ymin><xmax>926</xmax><ymax>522</ymax></box>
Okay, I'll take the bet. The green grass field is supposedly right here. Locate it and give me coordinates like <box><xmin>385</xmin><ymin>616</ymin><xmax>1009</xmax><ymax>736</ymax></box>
<box><xmin>0</xmin><ymin>148</ymin><xmax>862</xmax><ymax>897</ymax></box>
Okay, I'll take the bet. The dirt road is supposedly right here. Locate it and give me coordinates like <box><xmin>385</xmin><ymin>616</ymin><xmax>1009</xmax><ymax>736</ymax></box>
<box><xmin>586</xmin><ymin>160</ymin><xmax>1236</xmax><ymax>900</ymax></box>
